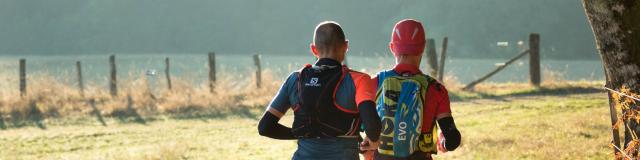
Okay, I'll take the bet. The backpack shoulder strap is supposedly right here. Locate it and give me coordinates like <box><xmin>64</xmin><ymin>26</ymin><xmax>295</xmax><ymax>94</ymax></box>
<box><xmin>295</xmin><ymin>64</ymin><xmax>312</xmax><ymax>79</ymax></box>
<box><xmin>342</xmin><ymin>64</ymin><xmax>352</xmax><ymax>75</ymax></box>
<box><xmin>415</xmin><ymin>73</ymin><xmax>435</xmax><ymax>95</ymax></box>
<box><xmin>376</xmin><ymin>70</ymin><xmax>398</xmax><ymax>87</ymax></box>
<box><xmin>335</xmin><ymin>65</ymin><xmax>356</xmax><ymax>114</ymax></box>
<box><xmin>418</xmin><ymin>73</ymin><xmax>441</xmax><ymax>133</ymax></box>
<box><xmin>292</xmin><ymin>64</ymin><xmax>313</xmax><ymax>112</ymax></box>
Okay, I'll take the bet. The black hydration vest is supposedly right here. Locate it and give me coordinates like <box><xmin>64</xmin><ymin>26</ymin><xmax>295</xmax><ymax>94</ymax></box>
<box><xmin>291</xmin><ymin>64</ymin><xmax>360</xmax><ymax>138</ymax></box>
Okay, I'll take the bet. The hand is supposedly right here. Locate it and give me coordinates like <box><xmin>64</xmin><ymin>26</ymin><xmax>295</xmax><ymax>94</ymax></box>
<box><xmin>361</xmin><ymin>150</ymin><xmax>375</xmax><ymax>160</ymax></box>
<box><xmin>437</xmin><ymin>132</ymin><xmax>447</xmax><ymax>153</ymax></box>
<box><xmin>360</xmin><ymin>136</ymin><xmax>380</xmax><ymax>151</ymax></box>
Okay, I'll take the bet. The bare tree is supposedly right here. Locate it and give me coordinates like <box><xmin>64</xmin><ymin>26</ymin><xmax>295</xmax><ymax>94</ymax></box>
<box><xmin>582</xmin><ymin>0</ymin><xmax>640</xmax><ymax>158</ymax></box>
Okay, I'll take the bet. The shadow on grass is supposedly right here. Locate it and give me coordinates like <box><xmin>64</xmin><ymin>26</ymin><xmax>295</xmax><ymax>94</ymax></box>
<box><xmin>449</xmin><ymin>92</ymin><xmax>508</xmax><ymax>102</ymax></box>
<box><xmin>507</xmin><ymin>86</ymin><xmax>602</xmax><ymax>97</ymax></box>
<box><xmin>111</xmin><ymin>95</ymin><xmax>146</xmax><ymax>125</ymax></box>
<box><xmin>450</xmin><ymin>85</ymin><xmax>603</xmax><ymax>102</ymax></box>
<box><xmin>89</xmin><ymin>99</ymin><xmax>107</xmax><ymax>126</ymax></box>
<box><xmin>28</xmin><ymin>101</ymin><xmax>47</xmax><ymax>129</ymax></box>
<box><xmin>0</xmin><ymin>98</ymin><xmax>263</xmax><ymax>130</ymax></box>
<box><xmin>9</xmin><ymin>100</ymin><xmax>49</xmax><ymax>130</ymax></box>
<box><xmin>0</xmin><ymin>113</ymin><xmax>6</xmax><ymax>130</ymax></box>
<box><xmin>168</xmin><ymin>105</ymin><xmax>261</xmax><ymax>122</ymax></box>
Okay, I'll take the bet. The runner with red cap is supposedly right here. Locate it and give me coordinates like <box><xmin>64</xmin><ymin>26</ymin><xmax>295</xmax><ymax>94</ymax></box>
<box><xmin>361</xmin><ymin>19</ymin><xmax>461</xmax><ymax>160</ymax></box>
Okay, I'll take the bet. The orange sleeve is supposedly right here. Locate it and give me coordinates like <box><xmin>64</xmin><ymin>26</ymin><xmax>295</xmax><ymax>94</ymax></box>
<box><xmin>350</xmin><ymin>71</ymin><xmax>376</xmax><ymax>105</ymax></box>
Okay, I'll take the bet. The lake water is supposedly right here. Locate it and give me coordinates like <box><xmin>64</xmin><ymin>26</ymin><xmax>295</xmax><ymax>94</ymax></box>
<box><xmin>0</xmin><ymin>54</ymin><xmax>604</xmax><ymax>86</ymax></box>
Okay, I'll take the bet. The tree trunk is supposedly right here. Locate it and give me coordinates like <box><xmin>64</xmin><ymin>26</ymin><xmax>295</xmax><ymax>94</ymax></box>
<box><xmin>583</xmin><ymin>0</ymin><xmax>640</xmax><ymax>90</ymax></box>
<box><xmin>582</xmin><ymin>0</ymin><xmax>640</xmax><ymax>156</ymax></box>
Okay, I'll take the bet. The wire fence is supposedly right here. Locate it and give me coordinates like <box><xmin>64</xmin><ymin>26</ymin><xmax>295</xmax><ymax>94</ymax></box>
<box><xmin>612</xmin><ymin>143</ymin><xmax>633</xmax><ymax>160</ymax></box>
<box><xmin>604</xmin><ymin>85</ymin><xmax>640</xmax><ymax>160</ymax></box>
<box><xmin>605</xmin><ymin>86</ymin><xmax>640</xmax><ymax>102</ymax></box>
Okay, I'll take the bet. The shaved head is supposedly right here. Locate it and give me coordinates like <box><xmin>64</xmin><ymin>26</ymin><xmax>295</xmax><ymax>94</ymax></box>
<box><xmin>313</xmin><ymin>21</ymin><xmax>346</xmax><ymax>54</ymax></box>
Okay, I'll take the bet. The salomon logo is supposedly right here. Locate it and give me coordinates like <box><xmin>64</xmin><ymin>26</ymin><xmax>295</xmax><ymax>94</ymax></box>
<box><xmin>305</xmin><ymin>77</ymin><xmax>321</xmax><ymax>87</ymax></box>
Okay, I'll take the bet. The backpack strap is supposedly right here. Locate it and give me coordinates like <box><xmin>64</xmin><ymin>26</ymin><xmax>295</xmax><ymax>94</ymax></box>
<box><xmin>376</xmin><ymin>70</ymin><xmax>398</xmax><ymax>87</ymax></box>
<box><xmin>341</xmin><ymin>66</ymin><xmax>362</xmax><ymax>136</ymax></box>
<box><xmin>334</xmin><ymin>65</ymin><xmax>358</xmax><ymax>114</ymax></box>
<box><xmin>420</xmin><ymin>74</ymin><xmax>440</xmax><ymax>133</ymax></box>
<box><xmin>292</xmin><ymin>64</ymin><xmax>312</xmax><ymax>112</ymax></box>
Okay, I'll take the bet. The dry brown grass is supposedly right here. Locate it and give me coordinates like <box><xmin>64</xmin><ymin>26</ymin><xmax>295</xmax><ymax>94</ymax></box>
<box><xmin>0</xmin><ymin>69</ymin><xmax>280</xmax><ymax>124</ymax></box>
<box><xmin>0</xmin><ymin>64</ymin><xmax>603</xmax><ymax>127</ymax></box>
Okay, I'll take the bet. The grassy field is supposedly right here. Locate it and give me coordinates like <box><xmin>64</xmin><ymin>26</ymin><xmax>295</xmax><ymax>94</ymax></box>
<box><xmin>0</xmin><ymin>83</ymin><xmax>613</xmax><ymax>159</ymax></box>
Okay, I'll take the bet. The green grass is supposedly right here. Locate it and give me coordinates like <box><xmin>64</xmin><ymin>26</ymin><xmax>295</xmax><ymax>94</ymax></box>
<box><xmin>448</xmin><ymin>81</ymin><xmax>604</xmax><ymax>101</ymax></box>
<box><xmin>0</xmin><ymin>92</ymin><xmax>612</xmax><ymax>159</ymax></box>
<box><xmin>0</xmin><ymin>112</ymin><xmax>297</xmax><ymax>160</ymax></box>
<box><xmin>437</xmin><ymin>94</ymin><xmax>610</xmax><ymax>159</ymax></box>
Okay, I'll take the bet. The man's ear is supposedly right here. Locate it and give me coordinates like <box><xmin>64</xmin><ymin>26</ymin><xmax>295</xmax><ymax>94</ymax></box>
<box><xmin>310</xmin><ymin>43</ymin><xmax>319</xmax><ymax>58</ymax></box>
<box><xmin>343</xmin><ymin>41</ymin><xmax>349</xmax><ymax>53</ymax></box>
<box><xmin>389</xmin><ymin>42</ymin><xmax>395</xmax><ymax>53</ymax></box>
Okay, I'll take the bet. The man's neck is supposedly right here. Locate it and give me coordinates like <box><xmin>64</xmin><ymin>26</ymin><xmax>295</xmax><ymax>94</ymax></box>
<box><xmin>395</xmin><ymin>56</ymin><xmax>421</xmax><ymax>66</ymax></box>
<box><xmin>317</xmin><ymin>54</ymin><xmax>343</xmax><ymax>63</ymax></box>
<box><xmin>395</xmin><ymin>61</ymin><xmax>420</xmax><ymax>67</ymax></box>
<box><xmin>315</xmin><ymin>58</ymin><xmax>341</xmax><ymax>66</ymax></box>
<box><xmin>393</xmin><ymin>63</ymin><xmax>422</xmax><ymax>75</ymax></box>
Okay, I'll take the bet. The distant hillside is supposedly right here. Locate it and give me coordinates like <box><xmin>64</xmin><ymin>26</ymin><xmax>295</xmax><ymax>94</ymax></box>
<box><xmin>0</xmin><ymin>0</ymin><xmax>597</xmax><ymax>59</ymax></box>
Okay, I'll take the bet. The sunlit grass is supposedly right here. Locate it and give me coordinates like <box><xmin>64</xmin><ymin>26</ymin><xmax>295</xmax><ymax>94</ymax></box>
<box><xmin>0</xmin><ymin>93</ymin><xmax>610</xmax><ymax>159</ymax></box>
<box><xmin>436</xmin><ymin>94</ymin><xmax>610</xmax><ymax>159</ymax></box>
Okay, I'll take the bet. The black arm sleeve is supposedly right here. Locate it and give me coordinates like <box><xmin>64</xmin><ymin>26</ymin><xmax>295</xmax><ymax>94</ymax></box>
<box><xmin>437</xmin><ymin>117</ymin><xmax>461</xmax><ymax>151</ymax></box>
<box><xmin>359</xmin><ymin>100</ymin><xmax>382</xmax><ymax>142</ymax></box>
<box><xmin>257</xmin><ymin>112</ymin><xmax>295</xmax><ymax>140</ymax></box>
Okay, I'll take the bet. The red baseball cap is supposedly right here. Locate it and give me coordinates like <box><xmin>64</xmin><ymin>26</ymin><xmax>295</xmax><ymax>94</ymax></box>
<box><xmin>390</xmin><ymin>19</ymin><xmax>426</xmax><ymax>56</ymax></box>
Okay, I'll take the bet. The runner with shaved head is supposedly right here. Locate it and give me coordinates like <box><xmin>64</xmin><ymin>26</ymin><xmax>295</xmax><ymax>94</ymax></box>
<box><xmin>258</xmin><ymin>21</ymin><xmax>382</xmax><ymax>160</ymax></box>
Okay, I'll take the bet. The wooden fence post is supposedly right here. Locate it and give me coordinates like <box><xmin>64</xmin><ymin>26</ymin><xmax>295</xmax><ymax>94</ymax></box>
<box><xmin>606</xmin><ymin>84</ymin><xmax>622</xmax><ymax>155</ymax></box>
<box><xmin>76</xmin><ymin>61</ymin><xmax>85</xmax><ymax>97</ymax></box>
<box><xmin>437</xmin><ymin>37</ymin><xmax>449</xmax><ymax>82</ymax></box>
<box><xmin>529</xmin><ymin>33</ymin><xmax>541</xmax><ymax>87</ymax></box>
<box><xmin>208</xmin><ymin>52</ymin><xmax>216</xmax><ymax>93</ymax></box>
<box><xmin>165</xmin><ymin>57</ymin><xmax>172</xmax><ymax>90</ymax></box>
<box><xmin>109</xmin><ymin>55</ymin><xmax>117</xmax><ymax>97</ymax></box>
<box><xmin>425</xmin><ymin>38</ymin><xmax>438</xmax><ymax>77</ymax></box>
<box><xmin>254</xmin><ymin>54</ymin><xmax>262</xmax><ymax>88</ymax></box>
<box><xmin>19</xmin><ymin>59</ymin><xmax>26</xmax><ymax>97</ymax></box>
